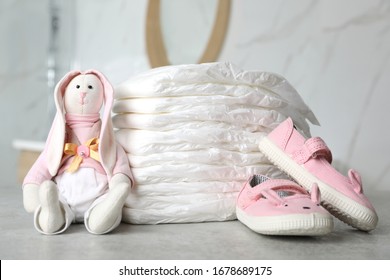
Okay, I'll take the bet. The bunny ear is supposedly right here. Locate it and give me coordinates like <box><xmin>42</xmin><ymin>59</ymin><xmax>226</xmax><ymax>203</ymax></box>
<box><xmin>47</xmin><ymin>70</ymin><xmax>82</xmax><ymax>176</ymax></box>
<box><xmin>348</xmin><ymin>169</ymin><xmax>363</xmax><ymax>194</ymax></box>
<box><xmin>84</xmin><ymin>69</ymin><xmax>116</xmax><ymax>178</ymax></box>
<box><xmin>310</xmin><ymin>183</ymin><xmax>321</xmax><ymax>204</ymax></box>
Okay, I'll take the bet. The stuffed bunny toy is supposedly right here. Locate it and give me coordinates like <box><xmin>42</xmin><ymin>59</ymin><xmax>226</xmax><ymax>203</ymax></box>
<box><xmin>22</xmin><ymin>69</ymin><xmax>133</xmax><ymax>235</ymax></box>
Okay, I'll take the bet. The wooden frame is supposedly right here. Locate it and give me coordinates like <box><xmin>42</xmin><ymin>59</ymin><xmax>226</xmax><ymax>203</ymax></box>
<box><xmin>146</xmin><ymin>0</ymin><xmax>231</xmax><ymax>68</ymax></box>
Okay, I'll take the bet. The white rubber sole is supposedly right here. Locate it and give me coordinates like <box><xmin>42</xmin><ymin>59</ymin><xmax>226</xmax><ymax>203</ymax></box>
<box><xmin>236</xmin><ymin>207</ymin><xmax>333</xmax><ymax>236</ymax></box>
<box><xmin>259</xmin><ymin>137</ymin><xmax>378</xmax><ymax>231</ymax></box>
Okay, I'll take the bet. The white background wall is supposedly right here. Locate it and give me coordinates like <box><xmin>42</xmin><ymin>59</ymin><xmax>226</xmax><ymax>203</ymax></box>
<box><xmin>1</xmin><ymin>0</ymin><xmax>389</xmax><ymax>192</ymax></box>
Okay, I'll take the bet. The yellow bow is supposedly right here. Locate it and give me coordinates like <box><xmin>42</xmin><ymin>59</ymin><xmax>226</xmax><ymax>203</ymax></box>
<box><xmin>63</xmin><ymin>137</ymin><xmax>100</xmax><ymax>173</ymax></box>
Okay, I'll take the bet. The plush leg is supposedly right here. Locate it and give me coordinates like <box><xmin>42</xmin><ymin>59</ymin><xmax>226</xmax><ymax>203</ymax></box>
<box><xmin>87</xmin><ymin>174</ymin><xmax>130</xmax><ymax>234</ymax></box>
<box><xmin>37</xmin><ymin>180</ymin><xmax>66</xmax><ymax>234</ymax></box>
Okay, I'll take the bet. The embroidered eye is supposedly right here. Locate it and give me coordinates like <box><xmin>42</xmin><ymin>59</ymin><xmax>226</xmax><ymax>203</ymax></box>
<box><xmin>76</xmin><ymin>85</ymin><xmax>80</xmax><ymax>89</ymax></box>
<box><xmin>88</xmin><ymin>85</ymin><xmax>93</xmax><ymax>89</ymax></box>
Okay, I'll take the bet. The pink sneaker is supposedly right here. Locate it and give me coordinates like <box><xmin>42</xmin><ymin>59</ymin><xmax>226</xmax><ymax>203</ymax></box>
<box><xmin>236</xmin><ymin>175</ymin><xmax>333</xmax><ymax>236</ymax></box>
<box><xmin>258</xmin><ymin>117</ymin><xmax>378</xmax><ymax>231</ymax></box>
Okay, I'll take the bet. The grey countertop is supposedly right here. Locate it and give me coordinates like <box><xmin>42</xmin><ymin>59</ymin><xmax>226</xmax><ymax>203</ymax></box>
<box><xmin>1</xmin><ymin>185</ymin><xmax>389</xmax><ymax>260</ymax></box>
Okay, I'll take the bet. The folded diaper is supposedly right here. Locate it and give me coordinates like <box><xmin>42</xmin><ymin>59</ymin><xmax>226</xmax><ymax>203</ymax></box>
<box><xmin>113</xmin><ymin>92</ymin><xmax>285</xmax><ymax>113</ymax></box>
<box><xmin>114</xmin><ymin>62</ymin><xmax>318</xmax><ymax>224</ymax></box>
<box><xmin>116</xmin><ymin>128</ymin><xmax>265</xmax><ymax>155</ymax></box>
<box><xmin>126</xmin><ymin>149</ymin><xmax>268</xmax><ymax>168</ymax></box>
<box><xmin>122</xmin><ymin>193</ymin><xmax>238</xmax><ymax>224</ymax></box>
<box><xmin>126</xmin><ymin>181</ymin><xmax>243</xmax><ymax>196</ymax></box>
<box><xmin>113</xmin><ymin>107</ymin><xmax>287</xmax><ymax>132</ymax></box>
<box><xmin>131</xmin><ymin>163</ymin><xmax>278</xmax><ymax>184</ymax></box>
<box><xmin>116</xmin><ymin>120</ymin><xmax>265</xmax><ymax>133</ymax></box>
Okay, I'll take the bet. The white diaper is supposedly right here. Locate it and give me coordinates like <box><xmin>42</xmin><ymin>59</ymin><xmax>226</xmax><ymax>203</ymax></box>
<box><xmin>55</xmin><ymin>168</ymin><xmax>108</xmax><ymax>222</ymax></box>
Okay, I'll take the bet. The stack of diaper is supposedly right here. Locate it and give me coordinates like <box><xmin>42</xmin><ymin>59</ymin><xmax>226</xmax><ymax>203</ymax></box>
<box><xmin>113</xmin><ymin>62</ymin><xmax>318</xmax><ymax>224</ymax></box>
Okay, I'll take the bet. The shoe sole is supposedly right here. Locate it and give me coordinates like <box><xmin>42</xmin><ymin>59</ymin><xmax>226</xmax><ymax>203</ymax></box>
<box><xmin>236</xmin><ymin>207</ymin><xmax>333</xmax><ymax>236</ymax></box>
<box><xmin>259</xmin><ymin>136</ymin><xmax>378</xmax><ymax>231</ymax></box>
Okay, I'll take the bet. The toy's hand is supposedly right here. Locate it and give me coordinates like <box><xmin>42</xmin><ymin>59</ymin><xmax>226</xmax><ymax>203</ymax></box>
<box><xmin>23</xmin><ymin>183</ymin><xmax>40</xmax><ymax>213</ymax></box>
<box><xmin>109</xmin><ymin>173</ymin><xmax>132</xmax><ymax>190</ymax></box>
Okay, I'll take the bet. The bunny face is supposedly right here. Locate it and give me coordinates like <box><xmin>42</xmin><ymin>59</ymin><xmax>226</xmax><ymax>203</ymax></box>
<box><xmin>64</xmin><ymin>74</ymin><xmax>104</xmax><ymax>114</ymax></box>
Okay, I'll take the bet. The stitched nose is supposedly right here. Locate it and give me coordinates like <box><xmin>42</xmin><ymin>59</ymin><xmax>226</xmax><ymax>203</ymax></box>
<box><xmin>79</xmin><ymin>92</ymin><xmax>87</xmax><ymax>104</ymax></box>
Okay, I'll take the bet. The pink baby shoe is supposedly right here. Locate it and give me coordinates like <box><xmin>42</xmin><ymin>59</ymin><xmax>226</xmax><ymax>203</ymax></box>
<box><xmin>236</xmin><ymin>174</ymin><xmax>333</xmax><ymax>236</ymax></box>
<box><xmin>258</xmin><ymin>117</ymin><xmax>378</xmax><ymax>231</ymax></box>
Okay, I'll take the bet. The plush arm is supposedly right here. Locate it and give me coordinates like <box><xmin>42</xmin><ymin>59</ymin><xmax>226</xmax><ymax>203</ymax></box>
<box><xmin>23</xmin><ymin>183</ymin><xmax>40</xmax><ymax>213</ymax></box>
<box><xmin>23</xmin><ymin>151</ymin><xmax>52</xmax><ymax>186</ymax></box>
<box><xmin>109</xmin><ymin>173</ymin><xmax>132</xmax><ymax>190</ymax></box>
<box><xmin>22</xmin><ymin>150</ymin><xmax>54</xmax><ymax>213</ymax></box>
<box><xmin>111</xmin><ymin>142</ymin><xmax>134</xmax><ymax>187</ymax></box>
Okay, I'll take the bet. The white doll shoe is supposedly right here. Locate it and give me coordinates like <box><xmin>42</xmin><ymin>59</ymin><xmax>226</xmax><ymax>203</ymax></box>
<box><xmin>36</xmin><ymin>180</ymin><xmax>66</xmax><ymax>234</ymax></box>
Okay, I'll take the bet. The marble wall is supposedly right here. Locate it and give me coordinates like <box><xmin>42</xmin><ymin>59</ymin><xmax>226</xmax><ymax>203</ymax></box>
<box><xmin>0</xmin><ymin>0</ymin><xmax>50</xmax><ymax>186</ymax></box>
<box><xmin>1</xmin><ymin>0</ymin><xmax>389</xmax><ymax>191</ymax></box>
